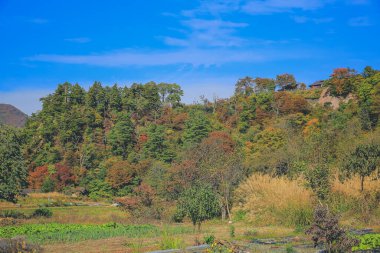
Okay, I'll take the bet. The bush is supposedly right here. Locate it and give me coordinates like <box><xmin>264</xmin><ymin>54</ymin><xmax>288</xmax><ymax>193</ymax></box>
<box><xmin>306</xmin><ymin>204</ymin><xmax>359</xmax><ymax>252</ymax></box>
<box><xmin>0</xmin><ymin>237</ymin><xmax>42</xmax><ymax>253</ymax></box>
<box><xmin>0</xmin><ymin>210</ymin><xmax>27</xmax><ymax>219</ymax></box>
<box><xmin>204</xmin><ymin>234</ymin><xmax>215</xmax><ymax>244</ymax></box>
<box><xmin>32</xmin><ymin>208</ymin><xmax>52</xmax><ymax>218</ymax></box>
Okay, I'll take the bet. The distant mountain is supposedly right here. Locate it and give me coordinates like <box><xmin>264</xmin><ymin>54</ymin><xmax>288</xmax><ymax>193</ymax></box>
<box><xmin>0</xmin><ymin>104</ymin><xmax>28</xmax><ymax>128</ymax></box>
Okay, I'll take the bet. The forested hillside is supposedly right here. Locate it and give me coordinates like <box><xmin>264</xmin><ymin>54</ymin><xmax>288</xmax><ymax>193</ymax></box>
<box><xmin>1</xmin><ymin>66</ymin><xmax>380</xmax><ymax>225</ymax></box>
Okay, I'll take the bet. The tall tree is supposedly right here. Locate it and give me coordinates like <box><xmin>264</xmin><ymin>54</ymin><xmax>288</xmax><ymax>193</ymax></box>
<box><xmin>342</xmin><ymin>143</ymin><xmax>380</xmax><ymax>191</ymax></box>
<box><xmin>0</xmin><ymin>126</ymin><xmax>27</xmax><ymax>202</ymax></box>
<box><xmin>182</xmin><ymin>110</ymin><xmax>211</xmax><ymax>147</ymax></box>
<box><xmin>107</xmin><ymin>114</ymin><xmax>135</xmax><ymax>159</ymax></box>
<box><xmin>276</xmin><ymin>73</ymin><xmax>297</xmax><ymax>91</ymax></box>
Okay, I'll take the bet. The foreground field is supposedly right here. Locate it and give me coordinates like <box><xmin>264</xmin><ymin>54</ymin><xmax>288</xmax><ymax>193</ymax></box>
<box><xmin>1</xmin><ymin>191</ymin><xmax>379</xmax><ymax>252</ymax></box>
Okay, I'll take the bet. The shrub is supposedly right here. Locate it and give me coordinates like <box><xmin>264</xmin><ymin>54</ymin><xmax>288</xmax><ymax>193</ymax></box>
<box><xmin>204</xmin><ymin>234</ymin><xmax>215</xmax><ymax>244</ymax></box>
<box><xmin>0</xmin><ymin>210</ymin><xmax>26</xmax><ymax>219</ymax></box>
<box><xmin>306</xmin><ymin>204</ymin><xmax>359</xmax><ymax>252</ymax></box>
<box><xmin>0</xmin><ymin>237</ymin><xmax>42</xmax><ymax>253</ymax></box>
<box><xmin>32</xmin><ymin>208</ymin><xmax>52</xmax><ymax>218</ymax></box>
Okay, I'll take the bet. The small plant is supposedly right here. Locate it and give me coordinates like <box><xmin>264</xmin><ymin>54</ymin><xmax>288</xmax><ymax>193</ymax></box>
<box><xmin>32</xmin><ymin>208</ymin><xmax>53</xmax><ymax>218</ymax></box>
<box><xmin>159</xmin><ymin>226</ymin><xmax>185</xmax><ymax>250</ymax></box>
<box><xmin>352</xmin><ymin>234</ymin><xmax>380</xmax><ymax>251</ymax></box>
<box><xmin>286</xmin><ymin>244</ymin><xmax>297</xmax><ymax>253</ymax></box>
<box><xmin>233</xmin><ymin>210</ymin><xmax>246</xmax><ymax>222</ymax></box>
<box><xmin>229</xmin><ymin>225</ymin><xmax>235</xmax><ymax>238</ymax></box>
<box><xmin>204</xmin><ymin>234</ymin><xmax>215</xmax><ymax>244</ymax></box>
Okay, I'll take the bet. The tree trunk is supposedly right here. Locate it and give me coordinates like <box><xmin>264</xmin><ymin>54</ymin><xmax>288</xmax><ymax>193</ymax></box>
<box><xmin>360</xmin><ymin>176</ymin><xmax>364</xmax><ymax>192</ymax></box>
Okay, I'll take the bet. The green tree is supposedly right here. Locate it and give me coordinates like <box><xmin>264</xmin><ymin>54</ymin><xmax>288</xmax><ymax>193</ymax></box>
<box><xmin>108</xmin><ymin>114</ymin><xmax>135</xmax><ymax>159</ymax></box>
<box><xmin>182</xmin><ymin>110</ymin><xmax>211</xmax><ymax>147</ymax></box>
<box><xmin>342</xmin><ymin>143</ymin><xmax>380</xmax><ymax>192</ymax></box>
<box><xmin>157</xmin><ymin>83</ymin><xmax>183</xmax><ymax>107</ymax></box>
<box><xmin>177</xmin><ymin>185</ymin><xmax>220</xmax><ymax>230</ymax></box>
<box><xmin>0</xmin><ymin>126</ymin><xmax>27</xmax><ymax>202</ymax></box>
<box><xmin>143</xmin><ymin>124</ymin><xmax>174</xmax><ymax>162</ymax></box>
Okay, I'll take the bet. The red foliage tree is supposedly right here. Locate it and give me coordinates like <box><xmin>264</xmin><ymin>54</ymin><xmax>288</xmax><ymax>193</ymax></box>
<box><xmin>28</xmin><ymin>165</ymin><xmax>49</xmax><ymax>189</ymax></box>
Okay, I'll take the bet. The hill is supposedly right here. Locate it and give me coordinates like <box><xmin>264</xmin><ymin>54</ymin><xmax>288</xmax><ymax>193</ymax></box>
<box><xmin>0</xmin><ymin>104</ymin><xmax>28</xmax><ymax>127</ymax></box>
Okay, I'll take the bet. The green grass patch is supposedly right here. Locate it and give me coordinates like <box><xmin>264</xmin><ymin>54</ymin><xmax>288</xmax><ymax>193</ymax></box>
<box><xmin>0</xmin><ymin>223</ymin><xmax>159</xmax><ymax>244</ymax></box>
<box><xmin>0</xmin><ymin>222</ymin><xmax>194</xmax><ymax>244</ymax></box>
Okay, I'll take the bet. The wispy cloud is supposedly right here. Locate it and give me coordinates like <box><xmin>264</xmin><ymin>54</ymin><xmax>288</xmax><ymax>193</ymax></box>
<box><xmin>242</xmin><ymin>0</ymin><xmax>331</xmax><ymax>15</ymax></box>
<box><xmin>65</xmin><ymin>37</ymin><xmax>91</xmax><ymax>43</ymax></box>
<box><xmin>292</xmin><ymin>16</ymin><xmax>334</xmax><ymax>24</ymax></box>
<box><xmin>27</xmin><ymin>47</ymin><xmax>313</xmax><ymax>67</ymax></box>
<box><xmin>163</xmin><ymin>19</ymin><xmax>248</xmax><ymax>48</ymax></box>
<box><xmin>346</xmin><ymin>0</ymin><xmax>370</xmax><ymax>5</ymax></box>
<box><xmin>29</xmin><ymin>18</ymin><xmax>48</xmax><ymax>24</ymax></box>
<box><xmin>348</xmin><ymin>16</ymin><xmax>371</xmax><ymax>26</ymax></box>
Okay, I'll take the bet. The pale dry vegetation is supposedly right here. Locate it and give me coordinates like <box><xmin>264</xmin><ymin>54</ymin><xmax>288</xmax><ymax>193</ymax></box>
<box><xmin>234</xmin><ymin>174</ymin><xmax>314</xmax><ymax>226</ymax></box>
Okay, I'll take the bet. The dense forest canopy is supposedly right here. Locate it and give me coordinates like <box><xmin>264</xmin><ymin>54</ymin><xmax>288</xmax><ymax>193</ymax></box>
<box><xmin>1</xmin><ymin>67</ymin><xmax>380</xmax><ymax>220</ymax></box>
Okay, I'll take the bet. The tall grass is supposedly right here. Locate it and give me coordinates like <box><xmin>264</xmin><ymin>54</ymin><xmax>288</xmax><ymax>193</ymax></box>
<box><xmin>235</xmin><ymin>174</ymin><xmax>314</xmax><ymax>227</ymax></box>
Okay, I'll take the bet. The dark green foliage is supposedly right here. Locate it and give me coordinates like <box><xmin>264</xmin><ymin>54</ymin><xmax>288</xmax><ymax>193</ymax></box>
<box><xmin>143</xmin><ymin>124</ymin><xmax>174</xmax><ymax>162</ymax></box>
<box><xmin>0</xmin><ymin>125</ymin><xmax>27</xmax><ymax>202</ymax></box>
<box><xmin>41</xmin><ymin>177</ymin><xmax>56</xmax><ymax>193</ymax></box>
<box><xmin>177</xmin><ymin>185</ymin><xmax>220</xmax><ymax>230</ymax></box>
<box><xmin>182</xmin><ymin>110</ymin><xmax>211</xmax><ymax>147</ymax></box>
<box><xmin>305</xmin><ymin>165</ymin><xmax>331</xmax><ymax>200</ymax></box>
<box><xmin>204</xmin><ymin>234</ymin><xmax>215</xmax><ymax>244</ymax></box>
<box><xmin>32</xmin><ymin>208</ymin><xmax>53</xmax><ymax>218</ymax></box>
<box><xmin>0</xmin><ymin>210</ymin><xmax>27</xmax><ymax>219</ymax></box>
<box><xmin>108</xmin><ymin>114</ymin><xmax>135</xmax><ymax>159</ymax></box>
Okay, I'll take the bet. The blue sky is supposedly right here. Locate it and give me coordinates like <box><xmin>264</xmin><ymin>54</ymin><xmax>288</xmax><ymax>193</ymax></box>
<box><xmin>0</xmin><ymin>0</ymin><xmax>379</xmax><ymax>114</ymax></box>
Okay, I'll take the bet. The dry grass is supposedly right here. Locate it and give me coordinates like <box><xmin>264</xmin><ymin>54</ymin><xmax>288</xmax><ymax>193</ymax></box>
<box><xmin>28</xmin><ymin>192</ymin><xmax>68</xmax><ymax>199</ymax></box>
<box><xmin>235</xmin><ymin>174</ymin><xmax>314</xmax><ymax>226</ymax></box>
<box><xmin>332</xmin><ymin>176</ymin><xmax>380</xmax><ymax>198</ymax></box>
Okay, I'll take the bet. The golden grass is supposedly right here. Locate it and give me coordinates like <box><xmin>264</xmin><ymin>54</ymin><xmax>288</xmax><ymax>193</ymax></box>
<box><xmin>235</xmin><ymin>174</ymin><xmax>314</xmax><ymax>226</ymax></box>
<box><xmin>28</xmin><ymin>192</ymin><xmax>69</xmax><ymax>199</ymax></box>
<box><xmin>332</xmin><ymin>176</ymin><xmax>380</xmax><ymax>198</ymax></box>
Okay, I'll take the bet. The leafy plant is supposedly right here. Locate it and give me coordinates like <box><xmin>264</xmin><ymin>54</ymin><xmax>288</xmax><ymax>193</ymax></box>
<box><xmin>32</xmin><ymin>208</ymin><xmax>52</xmax><ymax>218</ymax></box>
<box><xmin>352</xmin><ymin>234</ymin><xmax>380</xmax><ymax>251</ymax></box>
<box><xmin>204</xmin><ymin>234</ymin><xmax>215</xmax><ymax>244</ymax></box>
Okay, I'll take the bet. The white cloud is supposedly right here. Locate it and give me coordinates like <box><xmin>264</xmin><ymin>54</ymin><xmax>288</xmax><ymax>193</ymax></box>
<box><xmin>292</xmin><ymin>16</ymin><xmax>334</xmax><ymax>24</ymax></box>
<box><xmin>29</xmin><ymin>18</ymin><xmax>48</xmax><ymax>24</ymax></box>
<box><xmin>27</xmin><ymin>47</ymin><xmax>312</xmax><ymax>67</ymax></box>
<box><xmin>242</xmin><ymin>0</ymin><xmax>331</xmax><ymax>14</ymax></box>
<box><xmin>65</xmin><ymin>37</ymin><xmax>91</xmax><ymax>43</ymax></box>
<box><xmin>348</xmin><ymin>16</ymin><xmax>371</xmax><ymax>26</ymax></box>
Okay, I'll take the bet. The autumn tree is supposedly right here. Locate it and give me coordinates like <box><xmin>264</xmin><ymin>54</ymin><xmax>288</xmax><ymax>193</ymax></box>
<box><xmin>276</xmin><ymin>73</ymin><xmax>297</xmax><ymax>91</ymax></box>
<box><xmin>234</xmin><ymin>76</ymin><xmax>255</xmax><ymax>97</ymax></box>
<box><xmin>326</xmin><ymin>68</ymin><xmax>356</xmax><ymax>97</ymax></box>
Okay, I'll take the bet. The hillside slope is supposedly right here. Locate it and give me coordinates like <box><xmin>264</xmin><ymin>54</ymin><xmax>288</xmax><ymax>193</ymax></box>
<box><xmin>0</xmin><ymin>104</ymin><xmax>28</xmax><ymax>127</ymax></box>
